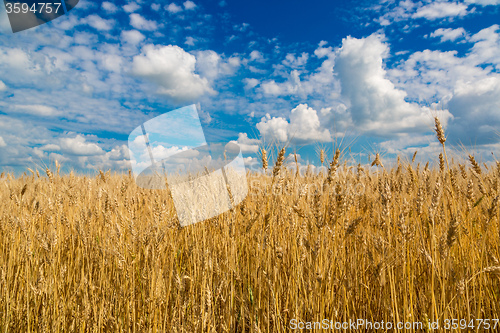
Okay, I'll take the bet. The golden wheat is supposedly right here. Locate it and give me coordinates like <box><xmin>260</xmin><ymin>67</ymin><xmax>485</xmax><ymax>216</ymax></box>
<box><xmin>0</xmin><ymin>153</ymin><xmax>499</xmax><ymax>332</ymax></box>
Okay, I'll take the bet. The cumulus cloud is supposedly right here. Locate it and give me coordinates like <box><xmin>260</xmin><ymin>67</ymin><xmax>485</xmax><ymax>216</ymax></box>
<box><xmin>101</xmin><ymin>2</ymin><xmax>118</xmax><ymax>13</ymax></box>
<box><xmin>389</xmin><ymin>48</ymin><xmax>479</xmax><ymax>102</ymax></box>
<box><xmin>100</xmin><ymin>54</ymin><xmax>123</xmax><ymax>73</ymax></box>
<box><xmin>131</xmin><ymin>44</ymin><xmax>215</xmax><ymax>102</ymax></box>
<box><xmin>379</xmin><ymin>135</ymin><xmax>442</xmax><ymax>161</ymax></box>
<box><xmin>334</xmin><ymin>34</ymin><xmax>452</xmax><ymax>136</ymax></box>
<box><xmin>0</xmin><ymin>80</ymin><xmax>6</xmax><ymax>91</ymax></box>
<box><xmin>121</xmin><ymin>30</ymin><xmax>146</xmax><ymax>45</ymax></box>
<box><xmin>243</xmin><ymin>156</ymin><xmax>258</xmax><ymax>167</ymax></box>
<box><xmin>83</xmin><ymin>15</ymin><xmax>115</xmax><ymax>31</ymax></box>
<box><xmin>166</xmin><ymin>3</ymin><xmax>183</xmax><ymax>13</ymax></box>
<box><xmin>468</xmin><ymin>25</ymin><xmax>500</xmax><ymax>67</ymax></box>
<box><xmin>288</xmin><ymin>104</ymin><xmax>332</xmax><ymax>142</ymax></box>
<box><xmin>465</xmin><ymin>0</ymin><xmax>500</xmax><ymax>5</ymax></box>
<box><xmin>282</xmin><ymin>53</ymin><xmax>309</xmax><ymax>68</ymax></box>
<box><xmin>9</xmin><ymin>104</ymin><xmax>60</xmax><ymax>116</ymax></box>
<box><xmin>374</xmin><ymin>0</ymin><xmax>418</xmax><ymax>26</ymax></box>
<box><xmin>256</xmin><ymin>104</ymin><xmax>331</xmax><ymax>143</ymax></box>
<box><xmin>260</xmin><ymin>70</ymin><xmax>303</xmax><ymax>96</ymax></box>
<box><xmin>184</xmin><ymin>1</ymin><xmax>197</xmax><ymax>10</ymax></box>
<box><xmin>249</xmin><ymin>50</ymin><xmax>264</xmax><ymax>62</ymax></box>
<box><xmin>0</xmin><ymin>116</ymin><xmax>55</xmax><ymax>167</ymax></box>
<box><xmin>388</xmin><ymin>25</ymin><xmax>500</xmax><ymax>145</ymax></box>
<box><xmin>79</xmin><ymin>144</ymin><xmax>131</xmax><ymax>170</ymax></box>
<box><xmin>256</xmin><ymin>114</ymin><xmax>289</xmax><ymax>142</ymax></box>
<box><xmin>314</xmin><ymin>41</ymin><xmax>333</xmax><ymax>58</ymax></box>
<box><xmin>430</xmin><ymin>27</ymin><xmax>467</xmax><ymax>42</ymax></box>
<box><xmin>447</xmin><ymin>76</ymin><xmax>500</xmax><ymax>144</ymax></box>
<box><xmin>194</xmin><ymin>50</ymin><xmax>241</xmax><ymax>82</ymax></box>
<box><xmin>194</xmin><ymin>50</ymin><xmax>220</xmax><ymax>80</ymax></box>
<box><xmin>259</xmin><ymin>42</ymin><xmax>338</xmax><ymax>99</ymax></box>
<box><xmin>0</xmin><ymin>136</ymin><xmax>6</xmax><ymax>147</ymax></box>
<box><xmin>130</xmin><ymin>13</ymin><xmax>158</xmax><ymax>31</ymax></box>
<box><xmin>185</xmin><ymin>37</ymin><xmax>196</xmax><ymax>46</ymax></box>
<box><xmin>123</xmin><ymin>2</ymin><xmax>141</xmax><ymax>12</ymax></box>
<box><xmin>413</xmin><ymin>2</ymin><xmax>469</xmax><ymax>20</ymax></box>
<box><xmin>231</xmin><ymin>133</ymin><xmax>260</xmax><ymax>153</ymax></box>
<box><xmin>243</xmin><ymin>78</ymin><xmax>260</xmax><ymax>90</ymax></box>
<box><xmin>375</xmin><ymin>0</ymin><xmax>473</xmax><ymax>27</ymax></box>
<box><xmin>40</xmin><ymin>144</ymin><xmax>61</xmax><ymax>151</ymax></box>
<box><xmin>59</xmin><ymin>135</ymin><xmax>105</xmax><ymax>156</ymax></box>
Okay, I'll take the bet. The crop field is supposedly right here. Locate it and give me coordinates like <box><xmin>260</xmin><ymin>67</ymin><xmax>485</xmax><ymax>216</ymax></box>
<box><xmin>1</xmin><ymin>132</ymin><xmax>500</xmax><ymax>331</ymax></box>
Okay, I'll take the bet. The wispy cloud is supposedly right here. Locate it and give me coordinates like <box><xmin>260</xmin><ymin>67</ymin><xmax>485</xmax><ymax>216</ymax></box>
<box><xmin>430</xmin><ymin>27</ymin><xmax>467</xmax><ymax>42</ymax></box>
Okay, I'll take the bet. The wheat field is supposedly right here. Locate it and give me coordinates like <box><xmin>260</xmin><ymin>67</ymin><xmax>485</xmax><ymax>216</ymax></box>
<box><xmin>1</xmin><ymin>143</ymin><xmax>500</xmax><ymax>331</ymax></box>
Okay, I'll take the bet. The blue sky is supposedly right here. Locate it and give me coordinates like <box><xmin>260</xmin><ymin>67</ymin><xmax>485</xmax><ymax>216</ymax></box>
<box><xmin>0</xmin><ymin>0</ymin><xmax>500</xmax><ymax>173</ymax></box>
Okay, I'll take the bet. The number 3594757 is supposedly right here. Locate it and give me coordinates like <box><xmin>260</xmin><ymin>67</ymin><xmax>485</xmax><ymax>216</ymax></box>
<box><xmin>443</xmin><ymin>319</ymin><xmax>499</xmax><ymax>330</ymax></box>
<box><xmin>5</xmin><ymin>2</ymin><xmax>62</xmax><ymax>14</ymax></box>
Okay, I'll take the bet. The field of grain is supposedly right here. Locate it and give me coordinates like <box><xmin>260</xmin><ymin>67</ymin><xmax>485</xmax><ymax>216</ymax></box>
<box><xmin>1</xmin><ymin>136</ymin><xmax>500</xmax><ymax>331</ymax></box>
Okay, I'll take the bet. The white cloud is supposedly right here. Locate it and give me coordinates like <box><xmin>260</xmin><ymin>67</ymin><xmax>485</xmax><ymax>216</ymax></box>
<box><xmin>243</xmin><ymin>156</ymin><xmax>258</xmax><ymax>167</ymax></box>
<box><xmin>288</xmin><ymin>104</ymin><xmax>332</xmax><ymax>142</ymax></box>
<box><xmin>121</xmin><ymin>30</ymin><xmax>146</xmax><ymax>45</ymax></box>
<box><xmin>132</xmin><ymin>44</ymin><xmax>214</xmax><ymax>102</ymax></box>
<box><xmin>260</xmin><ymin>70</ymin><xmax>301</xmax><ymax>96</ymax></box>
<box><xmin>388</xmin><ymin>25</ymin><xmax>500</xmax><ymax>104</ymax></box>
<box><xmin>334</xmin><ymin>34</ymin><xmax>452</xmax><ymax>135</ymax></box>
<box><xmin>468</xmin><ymin>25</ymin><xmax>500</xmax><ymax>67</ymax></box>
<box><xmin>465</xmin><ymin>0</ymin><xmax>500</xmax><ymax>5</ymax></box>
<box><xmin>184</xmin><ymin>1</ymin><xmax>197</xmax><ymax>10</ymax></box>
<box><xmin>40</xmin><ymin>144</ymin><xmax>61</xmax><ymax>151</ymax></box>
<box><xmin>0</xmin><ymin>116</ymin><xmax>57</xmax><ymax>167</ymax></box>
<box><xmin>430</xmin><ymin>27</ymin><xmax>467</xmax><ymax>42</ymax></box>
<box><xmin>447</xmin><ymin>76</ymin><xmax>500</xmax><ymax>143</ymax></box>
<box><xmin>194</xmin><ymin>50</ymin><xmax>241</xmax><ymax>81</ymax></box>
<box><xmin>0</xmin><ymin>80</ymin><xmax>6</xmax><ymax>91</ymax></box>
<box><xmin>260</xmin><ymin>80</ymin><xmax>284</xmax><ymax>96</ymax></box>
<box><xmin>243</xmin><ymin>78</ymin><xmax>260</xmax><ymax>90</ymax></box>
<box><xmin>370</xmin><ymin>24</ymin><xmax>500</xmax><ymax>147</ymax></box>
<box><xmin>150</xmin><ymin>145</ymin><xmax>186</xmax><ymax>161</ymax></box>
<box><xmin>101</xmin><ymin>2</ymin><xmax>118</xmax><ymax>13</ymax></box>
<box><xmin>249</xmin><ymin>50</ymin><xmax>264</xmax><ymax>62</ymax></box>
<box><xmin>10</xmin><ymin>104</ymin><xmax>60</xmax><ymax>116</ymax></box>
<box><xmin>283</xmin><ymin>53</ymin><xmax>309</xmax><ymax>68</ymax></box>
<box><xmin>256</xmin><ymin>104</ymin><xmax>331</xmax><ymax>143</ymax></box>
<box><xmin>185</xmin><ymin>36</ymin><xmax>196</xmax><ymax>46</ymax></box>
<box><xmin>379</xmin><ymin>135</ymin><xmax>441</xmax><ymax>158</ymax></box>
<box><xmin>375</xmin><ymin>0</ymin><xmax>419</xmax><ymax>26</ymax></box>
<box><xmin>83</xmin><ymin>15</ymin><xmax>115</xmax><ymax>31</ymax></box>
<box><xmin>151</xmin><ymin>4</ymin><xmax>161</xmax><ymax>11</ymax></box>
<box><xmin>256</xmin><ymin>114</ymin><xmax>289</xmax><ymax>142</ymax></box>
<box><xmin>0</xmin><ymin>136</ymin><xmax>6</xmax><ymax>147</ymax></box>
<box><xmin>194</xmin><ymin>50</ymin><xmax>220</xmax><ymax>80</ymax></box>
<box><xmin>231</xmin><ymin>133</ymin><xmax>260</xmax><ymax>153</ymax></box>
<box><xmin>130</xmin><ymin>13</ymin><xmax>158</xmax><ymax>31</ymax></box>
<box><xmin>166</xmin><ymin>3</ymin><xmax>183</xmax><ymax>13</ymax></box>
<box><xmin>100</xmin><ymin>54</ymin><xmax>123</xmax><ymax>73</ymax></box>
<box><xmin>259</xmin><ymin>42</ymin><xmax>338</xmax><ymax>99</ymax></box>
<box><xmin>389</xmin><ymin>49</ymin><xmax>480</xmax><ymax>102</ymax></box>
<box><xmin>375</xmin><ymin>0</ymin><xmax>473</xmax><ymax>27</ymax></box>
<box><xmin>123</xmin><ymin>2</ymin><xmax>141</xmax><ymax>12</ymax></box>
<box><xmin>59</xmin><ymin>135</ymin><xmax>105</xmax><ymax>156</ymax></box>
<box><xmin>76</xmin><ymin>0</ymin><xmax>95</xmax><ymax>9</ymax></box>
<box><xmin>413</xmin><ymin>2</ymin><xmax>469</xmax><ymax>20</ymax></box>
<box><xmin>234</xmin><ymin>23</ymin><xmax>250</xmax><ymax>32</ymax></box>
